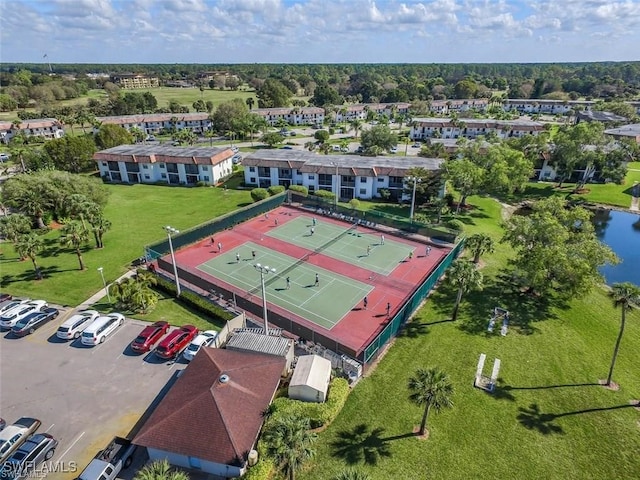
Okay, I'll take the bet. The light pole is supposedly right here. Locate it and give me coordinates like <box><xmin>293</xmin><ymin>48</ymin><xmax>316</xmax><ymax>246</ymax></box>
<box><xmin>164</xmin><ymin>226</ymin><xmax>181</xmax><ymax>296</ymax></box>
<box><xmin>254</xmin><ymin>263</ymin><xmax>276</xmax><ymax>335</ymax></box>
<box><xmin>97</xmin><ymin>267</ymin><xmax>111</xmax><ymax>303</ymax></box>
<box><xmin>331</xmin><ymin>161</ymin><xmax>339</xmax><ymax>209</ymax></box>
<box><xmin>409</xmin><ymin>176</ymin><xmax>421</xmax><ymax>223</ymax></box>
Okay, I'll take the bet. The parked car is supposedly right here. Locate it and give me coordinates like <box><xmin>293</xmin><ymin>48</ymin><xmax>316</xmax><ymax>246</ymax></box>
<box><xmin>389</xmin><ymin>146</ymin><xmax>398</xmax><ymax>153</ymax></box>
<box><xmin>230</xmin><ymin>146</ymin><xmax>239</xmax><ymax>153</ymax></box>
<box><xmin>0</xmin><ymin>293</ymin><xmax>11</xmax><ymax>303</ymax></box>
<box><xmin>145</xmin><ymin>135</ymin><xmax>156</xmax><ymax>142</ymax></box>
<box><xmin>0</xmin><ymin>301</ymin><xmax>47</xmax><ymax>330</ymax></box>
<box><xmin>130</xmin><ymin>321</ymin><xmax>170</xmax><ymax>353</ymax></box>
<box><xmin>0</xmin><ymin>418</ymin><xmax>42</xmax><ymax>464</ymax></box>
<box><xmin>332</xmin><ymin>145</ymin><xmax>341</xmax><ymax>152</ymax></box>
<box><xmin>155</xmin><ymin>325</ymin><xmax>198</xmax><ymax>359</ymax></box>
<box><xmin>411</xmin><ymin>142</ymin><xmax>421</xmax><ymax>148</ymax></box>
<box><xmin>0</xmin><ymin>419</ymin><xmax>5</xmax><ymax>431</ymax></box>
<box><xmin>182</xmin><ymin>330</ymin><xmax>218</xmax><ymax>362</ymax></box>
<box><xmin>0</xmin><ymin>299</ymin><xmax>30</xmax><ymax>317</ymax></box>
<box><xmin>281</xmin><ymin>146</ymin><xmax>293</xmax><ymax>150</ymax></box>
<box><xmin>289</xmin><ymin>130</ymin><xmax>297</xmax><ymax>136</ymax></box>
<box><xmin>232</xmin><ymin>154</ymin><xmax>242</xmax><ymax>164</ymax></box>
<box><xmin>57</xmin><ymin>310</ymin><xmax>100</xmax><ymax>340</ymax></box>
<box><xmin>81</xmin><ymin>313</ymin><xmax>125</xmax><ymax>346</ymax></box>
<box><xmin>1</xmin><ymin>433</ymin><xmax>58</xmax><ymax>479</ymax></box>
<box><xmin>356</xmin><ymin>146</ymin><xmax>364</xmax><ymax>153</ymax></box>
<box><xmin>0</xmin><ymin>153</ymin><xmax>9</xmax><ymax>163</ymax></box>
<box><xmin>76</xmin><ymin>437</ymin><xmax>136</xmax><ymax>480</ymax></box>
<box><xmin>11</xmin><ymin>308</ymin><xmax>60</xmax><ymax>336</ymax></box>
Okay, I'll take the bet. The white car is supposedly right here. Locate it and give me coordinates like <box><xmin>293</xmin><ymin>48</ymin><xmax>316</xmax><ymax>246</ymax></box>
<box><xmin>0</xmin><ymin>299</ymin><xmax>30</xmax><ymax>317</ymax></box>
<box><xmin>231</xmin><ymin>146</ymin><xmax>239</xmax><ymax>153</ymax></box>
<box><xmin>0</xmin><ymin>153</ymin><xmax>10</xmax><ymax>162</ymax></box>
<box><xmin>81</xmin><ymin>313</ymin><xmax>125</xmax><ymax>346</ymax></box>
<box><xmin>0</xmin><ymin>300</ymin><xmax>47</xmax><ymax>330</ymax></box>
<box><xmin>182</xmin><ymin>330</ymin><xmax>218</xmax><ymax>362</ymax></box>
<box><xmin>57</xmin><ymin>310</ymin><xmax>100</xmax><ymax>340</ymax></box>
<box><xmin>389</xmin><ymin>146</ymin><xmax>398</xmax><ymax>154</ymax></box>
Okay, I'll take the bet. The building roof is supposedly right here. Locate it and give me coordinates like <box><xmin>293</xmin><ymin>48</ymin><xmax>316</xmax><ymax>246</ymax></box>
<box><xmin>133</xmin><ymin>348</ymin><xmax>285</xmax><ymax>467</ymax></box>
<box><xmin>253</xmin><ymin>107</ymin><xmax>324</xmax><ymax>116</ymax></box>
<box><xmin>242</xmin><ymin>149</ymin><xmax>443</xmax><ymax>176</ymax></box>
<box><xmin>604</xmin><ymin>123</ymin><xmax>640</xmax><ymax>138</ymax></box>
<box><xmin>93</xmin><ymin>145</ymin><xmax>233</xmax><ymax>165</ymax></box>
<box><xmin>412</xmin><ymin>118</ymin><xmax>543</xmax><ymax>130</ymax></box>
<box><xmin>226</xmin><ymin>331</ymin><xmax>293</xmax><ymax>357</ymax></box>
<box><xmin>577</xmin><ymin>110</ymin><xmax>627</xmax><ymax>123</ymax></box>
<box><xmin>290</xmin><ymin>355</ymin><xmax>332</xmax><ymax>393</ymax></box>
<box><xmin>0</xmin><ymin>118</ymin><xmax>62</xmax><ymax>130</ymax></box>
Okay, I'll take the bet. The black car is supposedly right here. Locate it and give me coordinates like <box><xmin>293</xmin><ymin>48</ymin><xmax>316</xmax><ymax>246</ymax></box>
<box><xmin>0</xmin><ymin>293</ymin><xmax>11</xmax><ymax>303</ymax></box>
<box><xmin>1</xmin><ymin>433</ymin><xmax>58</xmax><ymax>479</ymax></box>
<box><xmin>11</xmin><ymin>308</ymin><xmax>60</xmax><ymax>337</ymax></box>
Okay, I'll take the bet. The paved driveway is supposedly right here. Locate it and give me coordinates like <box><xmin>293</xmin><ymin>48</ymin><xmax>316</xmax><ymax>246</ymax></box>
<box><xmin>0</xmin><ymin>312</ymin><xmax>186</xmax><ymax>480</ymax></box>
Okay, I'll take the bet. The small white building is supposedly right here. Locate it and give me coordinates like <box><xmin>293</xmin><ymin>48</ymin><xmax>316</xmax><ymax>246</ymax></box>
<box><xmin>93</xmin><ymin>145</ymin><xmax>234</xmax><ymax>186</ymax></box>
<box><xmin>288</xmin><ymin>355</ymin><xmax>332</xmax><ymax>403</ymax></box>
<box><xmin>96</xmin><ymin>113</ymin><xmax>211</xmax><ymax>135</ymax></box>
<box><xmin>252</xmin><ymin>107</ymin><xmax>325</xmax><ymax>127</ymax></box>
<box><xmin>410</xmin><ymin>118</ymin><xmax>544</xmax><ymax>141</ymax></box>
<box><xmin>0</xmin><ymin>118</ymin><xmax>64</xmax><ymax>144</ymax></box>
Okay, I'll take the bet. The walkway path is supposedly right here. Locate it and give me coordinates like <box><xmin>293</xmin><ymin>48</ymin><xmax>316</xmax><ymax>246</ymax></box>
<box><xmin>75</xmin><ymin>269</ymin><xmax>137</xmax><ymax>312</ymax></box>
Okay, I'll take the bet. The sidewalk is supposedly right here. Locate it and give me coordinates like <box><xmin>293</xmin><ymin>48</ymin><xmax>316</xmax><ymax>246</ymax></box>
<box><xmin>75</xmin><ymin>269</ymin><xmax>138</xmax><ymax>311</ymax></box>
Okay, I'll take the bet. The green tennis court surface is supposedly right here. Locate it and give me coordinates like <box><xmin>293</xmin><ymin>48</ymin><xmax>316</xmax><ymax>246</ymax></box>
<box><xmin>266</xmin><ymin>216</ymin><xmax>412</xmax><ymax>275</ymax></box>
<box><xmin>195</xmin><ymin>242</ymin><xmax>373</xmax><ymax>329</ymax></box>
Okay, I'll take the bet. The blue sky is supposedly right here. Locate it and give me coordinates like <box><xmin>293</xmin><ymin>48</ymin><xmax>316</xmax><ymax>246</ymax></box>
<box><xmin>1</xmin><ymin>0</ymin><xmax>639</xmax><ymax>63</ymax></box>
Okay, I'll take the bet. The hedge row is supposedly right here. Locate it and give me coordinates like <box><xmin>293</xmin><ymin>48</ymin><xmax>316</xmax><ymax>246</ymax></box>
<box><xmin>314</xmin><ymin>189</ymin><xmax>336</xmax><ymax>200</ymax></box>
<box><xmin>152</xmin><ymin>274</ymin><xmax>233</xmax><ymax>325</ymax></box>
<box><xmin>269</xmin><ymin>377</ymin><xmax>350</xmax><ymax>429</ymax></box>
<box><xmin>288</xmin><ymin>185</ymin><xmax>308</xmax><ymax>196</ymax></box>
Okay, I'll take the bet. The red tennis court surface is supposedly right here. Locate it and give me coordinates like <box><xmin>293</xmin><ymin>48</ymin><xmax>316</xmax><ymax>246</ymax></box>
<box><xmin>157</xmin><ymin>204</ymin><xmax>453</xmax><ymax>359</ymax></box>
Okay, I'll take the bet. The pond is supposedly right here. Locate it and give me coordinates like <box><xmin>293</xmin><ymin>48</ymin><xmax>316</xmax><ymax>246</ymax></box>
<box><xmin>592</xmin><ymin>208</ymin><xmax>640</xmax><ymax>286</ymax></box>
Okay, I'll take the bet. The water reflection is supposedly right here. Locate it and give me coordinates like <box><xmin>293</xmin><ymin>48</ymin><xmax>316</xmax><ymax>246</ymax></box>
<box><xmin>594</xmin><ymin>209</ymin><xmax>640</xmax><ymax>285</ymax></box>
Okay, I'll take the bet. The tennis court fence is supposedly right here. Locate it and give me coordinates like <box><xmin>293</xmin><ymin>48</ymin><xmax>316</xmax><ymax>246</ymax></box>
<box><xmin>144</xmin><ymin>192</ymin><xmax>287</xmax><ymax>260</ymax></box>
<box><xmin>288</xmin><ymin>192</ymin><xmax>458</xmax><ymax>243</ymax></box>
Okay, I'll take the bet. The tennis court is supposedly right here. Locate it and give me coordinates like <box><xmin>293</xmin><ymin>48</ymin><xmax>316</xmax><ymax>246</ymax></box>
<box><xmin>266</xmin><ymin>216</ymin><xmax>411</xmax><ymax>275</ymax></box>
<box><xmin>196</xmin><ymin>242</ymin><xmax>373</xmax><ymax>329</ymax></box>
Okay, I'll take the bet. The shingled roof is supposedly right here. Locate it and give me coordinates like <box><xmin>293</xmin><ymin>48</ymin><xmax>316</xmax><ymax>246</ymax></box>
<box><xmin>133</xmin><ymin>348</ymin><xmax>285</xmax><ymax>467</ymax></box>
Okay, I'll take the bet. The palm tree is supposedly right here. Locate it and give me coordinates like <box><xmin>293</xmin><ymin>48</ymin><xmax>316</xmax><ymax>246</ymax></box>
<box><xmin>334</xmin><ymin>470</ymin><xmax>372</xmax><ymax>480</ymax></box>
<box><xmin>408</xmin><ymin>367</ymin><xmax>454</xmax><ymax>436</ymax></box>
<box><xmin>15</xmin><ymin>232</ymin><xmax>44</xmax><ymax>280</ymax></box>
<box><xmin>129</xmin><ymin>126</ymin><xmax>145</xmax><ymax>144</ymax></box>
<box><xmin>263</xmin><ymin>414</ymin><xmax>317</xmax><ymax>480</ymax></box>
<box><xmin>444</xmin><ymin>259</ymin><xmax>483</xmax><ymax>321</ymax></box>
<box><xmin>87</xmin><ymin>209</ymin><xmax>112</xmax><ymax>249</ymax></box>
<box><xmin>605</xmin><ymin>282</ymin><xmax>640</xmax><ymax>386</ymax></box>
<box><xmin>59</xmin><ymin>220</ymin><xmax>90</xmax><ymax>270</ymax></box>
<box><xmin>465</xmin><ymin>233</ymin><xmax>495</xmax><ymax>264</ymax></box>
<box><xmin>0</xmin><ymin>213</ymin><xmax>32</xmax><ymax>244</ymax></box>
<box><xmin>246</xmin><ymin>97</ymin><xmax>255</xmax><ymax>110</ymax></box>
<box><xmin>134</xmin><ymin>459</ymin><xmax>189</xmax><ymax>480</ymax></box>
<box><xmin>20</xmin><ymin>189</ymin><xmax>50</xmax><ymax>229</ymax></box>
<box><xmin>304</xmin><ymin>141</ymin><xmax>316</xmax><ymax>152</ymax></box>
<box><xmin>350</xmin><ymin>119</ymin><xmax>363</xmax><ymax>139</ymax></box>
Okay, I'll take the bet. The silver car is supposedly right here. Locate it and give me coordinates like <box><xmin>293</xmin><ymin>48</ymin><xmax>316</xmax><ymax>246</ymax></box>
<box><xmin>1</xmin><ymin>433</ymin><xmax>58</xmax><ymax>479</ymax></box>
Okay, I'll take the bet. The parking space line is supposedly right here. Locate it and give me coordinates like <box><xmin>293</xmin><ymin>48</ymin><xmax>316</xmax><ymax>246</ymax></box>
<box><xmin>57</xmin><ymin>431</ymin><xmax>85</xmax><ymax>463</ymax></box>
<box><xmin>90</xmin><ymin>324</ymin><xmax>130</xmax><ymax>355</ymax></box>
<box><xmin>44</xmin><ymin>423</ymin><xmax>55</xmax><ymax>432</ymax></box>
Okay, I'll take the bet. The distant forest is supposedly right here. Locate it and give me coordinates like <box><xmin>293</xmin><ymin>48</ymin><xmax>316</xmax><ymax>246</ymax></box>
<box><xmin>1</xmin><ymin>62</ymin><xmax>639</xmax><ymax>114</ymax></box>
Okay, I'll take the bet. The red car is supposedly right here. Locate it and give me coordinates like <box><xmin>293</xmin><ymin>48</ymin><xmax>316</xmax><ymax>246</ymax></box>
<box><xmin>130</xmin><ymin>321</ymin><xmax>170</xmax><ymax>353</ymax></box>
<box><xmin>155</xmin><ymin>325</ymin><xmax>198</xmax><ymax>359</ymax></box>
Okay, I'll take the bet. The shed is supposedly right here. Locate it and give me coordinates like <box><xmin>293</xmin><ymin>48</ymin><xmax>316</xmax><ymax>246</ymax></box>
<box><xmin>288</xmin><ymin>355</ymin><xmax>332</xmax><ymax>403</ymax></box>
<box><xmin>225</xmin><ymin>331</ymin><xmax>294</xmax><ymax>375</ymax></box>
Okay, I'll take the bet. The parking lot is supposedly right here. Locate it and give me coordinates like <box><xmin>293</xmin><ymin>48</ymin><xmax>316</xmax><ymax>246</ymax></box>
<box><xmin>0</xmin><ymin>309</ymin><xmax>187</xmax><ymax>480</ymax></box>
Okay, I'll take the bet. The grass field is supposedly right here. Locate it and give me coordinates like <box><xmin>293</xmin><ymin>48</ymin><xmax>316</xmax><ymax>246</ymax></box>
<box><xmin>0</xmin><ymin>183</ymin><xmax>252</xmax><ymax>306</ymax></box>
<box><xmin>298</xmin><ymin>196</ymin><xmax>640</xmax><ymax>480</ymax></box>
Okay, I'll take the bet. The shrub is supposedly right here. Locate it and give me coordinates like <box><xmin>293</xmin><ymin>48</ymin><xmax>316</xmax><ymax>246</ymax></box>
<box><xmin>378</xmin><ymin>188</ymin><xmax>391</xmax><ymax>200</ymax></box>
<box><xmin>328</xmin><ymin>127</ymin><xmax>335</xmax><ymax>135</ymax></box>
<box><xmin>348</xmin><ymin>198</ymin><xmax>360</xmax><ymax>210</ymax></box>
<box><xmin>244</xmin><ymin>438</ymin><xmax>276</xmax><ymax>480</ymax></box>
<box><xmin>153</xmin><ymin>274</ymin><xmax>232</xmax><ymax>325</ymax></box>
<box><xmin>268</xmin><ymin>378</ymin><xmax>350</xmax><ymax>429</ymax></box>
<box><xmin>250</xmin><ymin>188</ymin><xmax>269</xmax><ymax>202</ymax></box>
<box><xmin>288</xmin><ymin>185</ymin><xmax>308</xmax><ymax>196</ymax></box>
<box><xmin>267</xmin><ymin>185</ymin><xmax>286</xmax><ymax>196</ymax></box>
<box><xmin>314</xmin><ymin>189</ymin><xmax>336</xmax><ymax>201</ymax></box>
<box><xmin>195</xmin><ymin>181</ymin><xmax>207</xmax><ymax>187</ymax></box>
<box><xmin>446</xmin><ymin>219</ymin><xmax>464</xmax><ymax>232</ymax></box>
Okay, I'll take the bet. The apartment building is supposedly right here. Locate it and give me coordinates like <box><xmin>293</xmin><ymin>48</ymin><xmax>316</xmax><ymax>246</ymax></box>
<box><xmin>503</xmin><ymin>99</ymin><xmax>595</xmax><ymax>115</ymax></box>
<box><xmin>0</xmin><ymin>118</ymin><xmax>64</xmax><ymax>144</ymax></box>
<box><xmin>332</xmin><ymin>103</ymin><xmax>411</xmax><ymax>122</ymax></box>
<box><xmin>110</xmin><ymin>74</ymin><xmax>160</xmax><ymax>89</ymax></box>
<box><xmin>242</xmin><ymin>150</ymin><xmax>443</xmax><ymax>201</ymax></box>
<box><xmin>252</xmin><ymin>107</ymin><xmax>325</xmax><ymax>127</ymax></box>
<box><xmin>428</xmin><ymin>99</ymin><xmax>489</xmax><ymax>114</ymax></box>
<box><xmin>94</xmin><ymin>145</ymin><xmax>234</xmax><ymax>186</ymax></box>
<box><xmin>96</xmin><ymin>113</ymin><xmax>212</xmax><ymax>135</ymax></box>
<box><xmin>409</xmin><ymin>118</ymin><xmax>544</xmax><ymax>140</ymax></box>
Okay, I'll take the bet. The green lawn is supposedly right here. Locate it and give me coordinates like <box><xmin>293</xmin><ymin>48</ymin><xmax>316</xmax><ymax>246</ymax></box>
<box><xmin>298</xmin><ymin>196</ymin><xmax>640</xmax><ymax>480</ymax></box>
<box><xmin>0</xmin><ymin>183</ymin><xmax>251</xmax><ymax>306</ymax></box>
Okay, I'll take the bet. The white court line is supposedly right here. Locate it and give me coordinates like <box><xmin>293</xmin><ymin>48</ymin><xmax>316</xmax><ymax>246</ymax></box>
<box><xmin>57</xmin><ymin>431</ymin><xmax>85</xmax><ymax>463</ymax></box>
<box><xmin>44</xmin><ymin>423</ymin><xmax>55</xmax><ymax>432</ymax></box>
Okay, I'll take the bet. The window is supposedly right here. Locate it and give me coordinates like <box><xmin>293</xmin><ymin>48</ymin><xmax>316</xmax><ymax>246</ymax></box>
<box><xmin>144</xmin><ymin>175</ymin><xmax>150</xmax><ymax>180</ymax></box>
<box><xmin>249</xmin><ymin>166</ymin><xmax>256</xmax><ymax>172</ymax></box>
<box><xmin>378</xmin><ymin>178</ymin><xmax>384</xmax><ymax>182</ymax></box>
<box><xmin>250</xmin><ymin>177</ymin><xmax>256</xmax><ymax>183</ymax></box>
<box><xmin>142</xmin><ymin>165</ymin><xmax>149</xmax><ymax>169</ymax></box>
<box><xmin>161</xmin><ymin>173</ymin><xmax>167</xmax><ymax>179</ymax></box>
<box><xmin>203</xmin><ymin>176</ymin><xmax>209</xmax><ymax>181</ymax></box>
<box><xmin>359</xmin><ymin>188</ymin><xmax>367</xmax><ymax>195</ymax></box>
<box><xmin>202</xmin><ymin>166</ymin><xmax>208</xmax><ymax>171</ymax></box>
<box><xmin>308</xmin><ymin>175</ymin><xmax>315</xmax><ymax>180</ymax></box>
<box><xmin>360</xmin><ymin>177</ymin><xmax>367</xmax><ymax>183</ymax></box>
<box><xmin>160</xmin><ymin>163</ymin><xmax>166</xmax><ymax>168</ymax></box>
<box><xmin>102</xmin><ymin>162</ymin><xmax>107</xmax><ymax>167</ymax></box>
